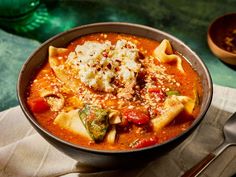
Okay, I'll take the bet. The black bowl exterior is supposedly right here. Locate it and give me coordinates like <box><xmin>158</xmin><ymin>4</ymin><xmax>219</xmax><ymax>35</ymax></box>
<box><xmin>17</xmin><ymin>22</ymin><xmax>213</xmax><ymax>169</ymax></box>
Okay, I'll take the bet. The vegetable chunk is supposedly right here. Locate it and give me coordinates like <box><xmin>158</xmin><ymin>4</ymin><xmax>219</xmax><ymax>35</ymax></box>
<box><xmin>28</xmin><ymin>98</ymin><xmax>50</xmax><ymax>113</ymax></box>
<box><xmin>79</xmin><ymin>105</ymin><xmax>109</xmax><ymax>141</ymax></box>
<box><xmin>106</xmin><ymin>125</ymin><xmax>117</xmax><ymax>144</ymax></box>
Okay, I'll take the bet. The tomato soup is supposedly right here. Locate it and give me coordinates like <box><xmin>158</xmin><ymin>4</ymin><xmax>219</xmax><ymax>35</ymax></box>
<box><xmin>27</xmin><ymin>33</ymin><xmax>202</xmax><ymax>150</ymax></box>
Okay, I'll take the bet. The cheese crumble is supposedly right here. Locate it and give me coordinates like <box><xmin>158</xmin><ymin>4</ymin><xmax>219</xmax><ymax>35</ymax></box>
<box><xmin>67</xmin><ymin>40</ymin><xmax>141</xmax><ymax>92</ymax></box>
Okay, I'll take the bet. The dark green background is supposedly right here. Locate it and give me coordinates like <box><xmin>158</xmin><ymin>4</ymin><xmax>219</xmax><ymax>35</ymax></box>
<box><xmin>0</xmin><ymin>0</ymin><xmax>236</xmax><ymax>111</ymax></box>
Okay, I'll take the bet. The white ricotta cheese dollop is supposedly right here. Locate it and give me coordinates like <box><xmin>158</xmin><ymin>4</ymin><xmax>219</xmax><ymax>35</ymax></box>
<box><xmin>67</xmin><ymin>39</ymin><xmax>141</xmax><ymax>92</ymax></box>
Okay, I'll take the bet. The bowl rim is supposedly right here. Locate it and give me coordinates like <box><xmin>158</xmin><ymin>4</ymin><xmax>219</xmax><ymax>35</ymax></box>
<box><xmin>207</xmin><ymin>12</ymin><xmax>236</xmax><ymax>57</ymax></box>
<box><xmin>17</xmin><ymin>22</ymin><xmax>213</xmax><ymax>155</ymax></box>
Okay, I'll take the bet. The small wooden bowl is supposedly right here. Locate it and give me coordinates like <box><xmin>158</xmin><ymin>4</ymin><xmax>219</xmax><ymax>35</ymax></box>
<box><xmin>207</xmin><ymin>13</ymin><xmax>236</xmax><ymax>65</ymax></box>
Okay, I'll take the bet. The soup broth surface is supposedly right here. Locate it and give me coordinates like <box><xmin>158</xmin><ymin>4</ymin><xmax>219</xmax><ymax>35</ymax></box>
<box><xmin>27</xmin><ymin>33</ymin><xmax>202</xmax><ymax>150</ymax></box>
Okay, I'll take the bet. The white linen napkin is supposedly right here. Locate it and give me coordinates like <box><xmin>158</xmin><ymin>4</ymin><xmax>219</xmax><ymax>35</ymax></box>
<box><xmin>0</xmin><ymin>84</ymin><xmax>236</xmax><ymax>177</ymax></box>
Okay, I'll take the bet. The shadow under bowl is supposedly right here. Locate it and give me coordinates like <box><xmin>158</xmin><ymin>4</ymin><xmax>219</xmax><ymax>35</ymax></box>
<box><xmin>17</xmin><ymin>22</ymin><xmax>213</xmax><ymax>169</ymax></box>
<box><xmin>207</xmin><ymin>13</ymin><xmax>236</xmax><ymax>65</ymax></box>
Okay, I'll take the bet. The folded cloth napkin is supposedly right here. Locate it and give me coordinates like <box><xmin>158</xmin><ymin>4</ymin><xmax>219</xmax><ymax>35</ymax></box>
<box><xmin>0</xmin><ymin>84</ymin><xmax>236</xmax><ymax>177</ymax></box>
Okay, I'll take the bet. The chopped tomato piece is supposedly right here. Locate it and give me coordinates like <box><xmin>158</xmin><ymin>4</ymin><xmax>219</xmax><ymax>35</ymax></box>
<box><xmin>122</xmin><ymin>109</ymin><xmax>150</xmax><ymax>125</ymax></box>
<box><xmin>28</xmin><ymin>98</ymin><xmax>50</xmax><ymax>113</ymax></box>
<box><xmin>119</xmin><ymin>116</ymin><xmax>129</xmax><ymax>127</ymax></box>
<box><xmin>130</xmin><ymin>137</ymin><xmax>158</xmax><ymax>149</ymax></box>
<box><xmin>148</xmin><ymin>88</ymin><xmax>166</xmax><ymax>101</ymax></box>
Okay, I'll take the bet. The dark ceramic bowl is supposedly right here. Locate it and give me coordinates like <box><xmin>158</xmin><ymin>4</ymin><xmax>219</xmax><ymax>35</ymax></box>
<box><xmin>207</xmin><ymin>13</ymin><xmax>236</xmax><ymax>65</ymax></box>
<box><xmin>17</xmin><ymin>22</ymin><xmax>213</xmax><ymax>169</ymax></box>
